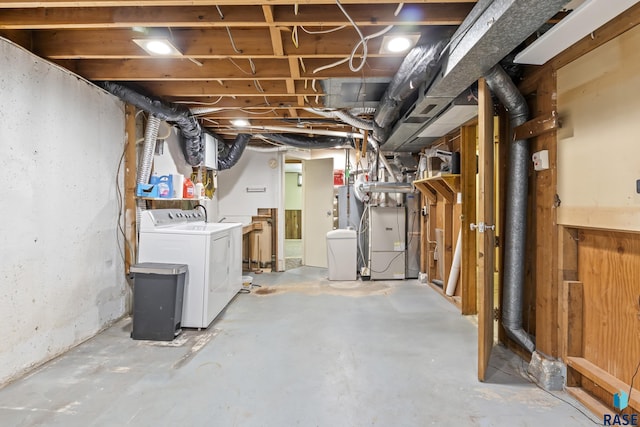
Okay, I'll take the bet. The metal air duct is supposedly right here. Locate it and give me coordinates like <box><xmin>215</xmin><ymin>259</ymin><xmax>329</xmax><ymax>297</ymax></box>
<box><xmin>484</xmin><ymin>64</ymin><xmax>535</xmax><ymax>353</ymax></box>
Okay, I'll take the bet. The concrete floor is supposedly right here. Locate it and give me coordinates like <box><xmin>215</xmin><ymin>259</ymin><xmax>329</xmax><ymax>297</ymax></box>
<box><xmin>0</xmin><ymin>267</ymin><xmax>598</xmax><ymax>427</ymax></box>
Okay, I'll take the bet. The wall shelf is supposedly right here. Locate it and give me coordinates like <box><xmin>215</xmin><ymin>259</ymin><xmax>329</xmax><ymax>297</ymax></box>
<box><xmin>413</xmin><ymin>174</ymin><xmax>460</xmax><ymax>203</ymax></box>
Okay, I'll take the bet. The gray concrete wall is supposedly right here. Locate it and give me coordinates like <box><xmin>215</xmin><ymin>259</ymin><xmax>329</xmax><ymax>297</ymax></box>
<box><xmin>0</xmin><ymin>38</ymin><xmax>127</xmax><ymax>385</ymax></box>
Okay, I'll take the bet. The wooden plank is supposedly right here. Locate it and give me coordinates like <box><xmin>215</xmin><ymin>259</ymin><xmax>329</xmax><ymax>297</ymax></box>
<box><xmin>533</xmin><ymin>66</ymin><xmax>558</xmax><ymax>358</ymax></box>
<box><xmin>460</xmin><ymin>125</ymin><xmax>477</xmax><ymax>315</ymax></box>
<box><xmin>496</xmin><ymin>106</ymin><xmax>509</xmax><ymax>346</ymax></box>
<box><xmin>262</xmin><ymin>5</ymin><xmax>284</xmax><ymax>56</ymax></box>
<box><xmin>442</xmin><ymin>200</ymin><xmax>453</xmax><ymax>288</ymax></box>
<box><xmin>562</xmin><ymin>280</ymin><xmax>583</xmax><ymax>387</ymax></box>
<box><xmin>512</xmin><ymin>110</ymin><xmax>559</xmax><ymax>141</ymax></box>
<box><xmin>0</xmin><ymin>1</ymin><xmax>477</xmax><ymax>9</ymax></box>
<box><xmin>579</xmin><ymin>229</ymin><xmax>640</xmax><ymax>385</ymax></box>
<box><xmin>134</xmin><ymin>80</ymin><xmax>320</xmax><ymax>97</ymax></box>
<box><xmin>124</xmin><ymin>104</ymin><xmax>137</xmax><ymax>275</ymax></box>
<box><xmin>557</xmin><ymin>207</ymin><xmax>640</xmax><ymax>233</ymax></box>
<box><xmin>567</xmin><ymin>357</ymin><xmax>640</xmax><ymax>411</ymax></box>
<box><xmin>477</xmin><ymin>77</ymin><xmax>494</xmax><ymax>381</ymax></box>
<box><xmin>565</xmin><ymin>387</ymin><xmax>609</xmax><ymax>420</ymax></box>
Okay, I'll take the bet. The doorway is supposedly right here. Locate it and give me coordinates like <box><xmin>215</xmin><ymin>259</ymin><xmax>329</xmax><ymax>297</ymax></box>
<box><xmin>284</xmin><ymin>160</ymin><xmax>303</xmax><ymax>270</ymax></box>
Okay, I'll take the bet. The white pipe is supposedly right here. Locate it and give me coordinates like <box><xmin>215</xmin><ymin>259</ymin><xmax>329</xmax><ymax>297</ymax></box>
<box><xmin>445</xmin><ymin>229</ymin><xmax>462</xmax><ymax>297</ymax></box>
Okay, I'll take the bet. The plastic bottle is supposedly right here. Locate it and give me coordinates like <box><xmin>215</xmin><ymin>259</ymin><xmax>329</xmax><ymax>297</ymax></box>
<box><xmin>183</xmin><ymin>177</ymin><xmax>195</xmax><ymax>198</ymax></box>
<box><xmin>195</xmin><ymin>182</ymin><xmax>205</xmax><ymax>199</ymax></box>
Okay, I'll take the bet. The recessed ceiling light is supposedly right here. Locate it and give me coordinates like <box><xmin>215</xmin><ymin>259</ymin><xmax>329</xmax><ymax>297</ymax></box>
<box><xmin>133</xmin><ymin>38</ymin><xmax>182</xmax><ymax>56</ymax></box>
<box><xmin>379</xmin><ymin>34</ymin><xmax>421</xmax><ymax>54</ymax></box>
<box><xmin>231</xmin><ymin>119</ymin><xmax>250</xmax><ymax>127</ymax></box>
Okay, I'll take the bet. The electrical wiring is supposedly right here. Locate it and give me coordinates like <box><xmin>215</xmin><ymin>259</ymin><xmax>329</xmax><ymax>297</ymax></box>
<box><xmin>115</xmin><ymin>142</ymin><xmax>135</xmax><ymax>267</ymax></box>
<box><xmin>292</xmin><ymin>26</ymin><xmax>299</xmax><ymax>48</ymax></box>
<box><xmin>313</xmin><ymin>57</ymin><xmax>350</xmax><ymax>74</ymax></box>
<box><xmin>254</xmin><ymin>80</ymin><xmax>265</xmax><ymax>93</ymax></box>
<box><xmin>628</xmin><ymin>355</ymin><xmax>640</xmax><ymax>410</ymax></box>
<box><xmin>300</xmin><ymin>25</ymin><xmax>347</xmax><ymax>34</ymax></box>
<box><xmin>357</xmin><ymin>203</ymin><xmax>370</xmax><ymax>268</ymax></box>
<box><xmin>311</xmin><ymin>79</ymin><xmax>318</xmax><ymax>92</ymax></box>
<box><xmin>174</xmin><ymin>96</ymin><xmax>225</xmax><ymax>106</ymax></box>
<box><xmin>225</xmin><ymin>26</ymin><xmax>243</xmax><ymax>54</ymax></box>
<box><xmin>515</xmin><ymin>359</ymin><xmax>601</xmax><ymax>425</ymax></box>
<box><xmin>227</xmin><ymin>57</ymin><xmax>255</xmax><ymax>76</ymax></box>
<box><xmin>298</xmin><ymin>57</ymin><xmax>306</xmax><ymax>73</ymax></box>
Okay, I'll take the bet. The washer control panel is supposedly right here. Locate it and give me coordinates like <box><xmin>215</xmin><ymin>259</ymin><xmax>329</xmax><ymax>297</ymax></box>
<box><xmin>141</xmin><ymin>209</ymin><xmax>205</xmax><ymax>229</ymax></box>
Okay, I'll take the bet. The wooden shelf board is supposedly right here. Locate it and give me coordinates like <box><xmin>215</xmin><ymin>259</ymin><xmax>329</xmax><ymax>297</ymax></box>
<box><xmin>414</xmin><ymin>174</ymin><xmax>461</xmax><ymax>204</ymax></box>
<box><xmin>567</xmin><ymin>356</ymin><xmax>640</xmax><ymax>410</ymax></box>
<box><xmin>565</xmin><ymin>387</ymin><xmax>609</xmax><ymax>420</ymax></box>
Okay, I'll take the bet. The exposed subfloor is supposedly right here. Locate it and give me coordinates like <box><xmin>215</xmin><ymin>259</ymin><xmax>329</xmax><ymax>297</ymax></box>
<box><xmin>0</xmin><ymin>267</ymin><xmax>598</xmax><ymax>427</ymax></box>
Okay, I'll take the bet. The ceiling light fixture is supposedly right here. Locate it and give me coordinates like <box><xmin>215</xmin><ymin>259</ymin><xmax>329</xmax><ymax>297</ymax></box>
<box><xmin>133</xmin><ymin>38</ymin><xmax>182</xmax><ymax>56</ymax></box>
<box><xmin>379</xmin><ymin>34</ymin><xmax>421</xmax><ymax>54</ymax></box>
<box><xmin>231</xmin><ymin>119</ymin><xmax>250</xmax><ymax>127</ymax></box>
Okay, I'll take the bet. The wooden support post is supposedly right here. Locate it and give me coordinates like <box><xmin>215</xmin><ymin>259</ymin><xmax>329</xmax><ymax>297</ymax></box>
<box><xmin>124</xmin><ymin>104</ymin><xmax>137</xmax><ymax>274</ymax></box>
<box><xmin>461</xmin><ymin>125</ymin><xmax>477</xmax><ymax>315</ymax></box>
<box><xmin>562</xmin><ymin>280</ymin><xmax>583</xmax><ymax>387</ymax></box>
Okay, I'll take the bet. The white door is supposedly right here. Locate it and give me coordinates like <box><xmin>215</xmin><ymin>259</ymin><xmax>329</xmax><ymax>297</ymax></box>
<box><xmin>302</xmin><ymin>158</ymin><xmax>334</xmax><ymax>268</ymax></box>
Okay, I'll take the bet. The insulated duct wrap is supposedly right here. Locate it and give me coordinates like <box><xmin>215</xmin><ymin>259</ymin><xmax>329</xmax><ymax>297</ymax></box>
<box><xmin>217</xmin><ymin>134</ymin><xmax>251</xmax><ymax>170</ymax></box>
<box><xmin>98</xmin><ymin>81</ymin><xmax>204</xmax><ymax>166</ymax></box>
<box><xmin>333</xmin><ymin>110</ymin><xmax>374</xmax><ymax>131</ymax></box>
<box><xmin>358</xmin><ymin>182</ymin><xmax>413</xmax><ymax>193</ymax></box>
<box><xmin>374</xmin><ymin>42</ymin><xmax>446</xmax><ymax>143</ymax></box>
<box><xmin>261</xmin><ymin>133</ymin><xmax>353</xmax><ymax>149</ymax></box>
<box><xmin>484</xmin><ymin>65</ymin><xmax>535</xmax><ymax>353</ymax></box>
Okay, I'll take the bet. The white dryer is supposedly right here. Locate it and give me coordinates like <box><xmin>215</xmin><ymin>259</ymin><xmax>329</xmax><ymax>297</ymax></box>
<box><xmin>138</xmin><ymin>209</ymin><xmax>242</xmax><ymax>329</ymax></box>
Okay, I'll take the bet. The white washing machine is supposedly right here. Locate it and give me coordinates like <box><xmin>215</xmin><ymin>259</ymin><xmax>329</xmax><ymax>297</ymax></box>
<box><xmin>138</xmin><ymin>209</ymin><xmax>242</xmax><ymax>329</ymax></box>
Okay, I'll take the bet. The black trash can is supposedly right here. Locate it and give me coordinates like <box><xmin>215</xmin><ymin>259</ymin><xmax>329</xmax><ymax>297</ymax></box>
<box><xmin>130</xmin><ymin>263</ymin><xmax>187</xmax><ymax>341</ymax></box>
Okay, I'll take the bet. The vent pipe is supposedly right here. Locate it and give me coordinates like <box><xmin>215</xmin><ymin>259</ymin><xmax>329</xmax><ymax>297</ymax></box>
<box><xmin>261</xmin><ymin>133</ymin><xmax>353</xmax><ymax>149</ymax></box>
<box><xmin>373</xmin><ymin>42</ymin><xmax>446</xmax><ymax>144</ymax></box>
<box><xmin>217</xmin><ymin>134</ymin><xmax>251</xmax><ymax>170</ymax></box>
<box><xmin>98</xmin><ymin>81</ymin><xmax>204</xmax><ymax>166</ymax></box>
<box><xmin>484</xmin><ymin>65</ymin><xmax>535</xmax><ymax>353</ymax></box>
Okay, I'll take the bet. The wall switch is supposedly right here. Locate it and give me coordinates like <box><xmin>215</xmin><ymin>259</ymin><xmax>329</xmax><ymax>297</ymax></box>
<box><xmin>532</xmin><ymin>150</ymin><xmax>549</xmax><ymax>171</ymax></box>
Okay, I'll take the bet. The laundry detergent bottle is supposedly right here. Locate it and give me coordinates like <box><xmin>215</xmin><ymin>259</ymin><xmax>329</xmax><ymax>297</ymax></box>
<box><xmin>183</xmin><ymin>177</ymin><xmax>195</xmax><ymax>199</ymax></box>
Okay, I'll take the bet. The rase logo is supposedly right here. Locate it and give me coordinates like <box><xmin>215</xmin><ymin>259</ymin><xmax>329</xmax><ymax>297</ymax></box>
<box><xmin>603</xmin><ymin>413</ymin><xmax>638</xmax><ymax>426</ymax></box>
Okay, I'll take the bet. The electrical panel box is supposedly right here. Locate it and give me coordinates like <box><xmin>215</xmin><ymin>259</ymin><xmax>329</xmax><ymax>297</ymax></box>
<box><xmin>203</xmin><ymin>133</ymin><xmax>218</xmax><ymax>170</ymax></box>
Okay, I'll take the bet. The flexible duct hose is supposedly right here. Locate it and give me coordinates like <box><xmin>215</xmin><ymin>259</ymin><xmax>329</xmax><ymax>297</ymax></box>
<box><xmin>135</xmin><ymin>115</ymin><xmax>161</xmax><ymax>238</ymax></box>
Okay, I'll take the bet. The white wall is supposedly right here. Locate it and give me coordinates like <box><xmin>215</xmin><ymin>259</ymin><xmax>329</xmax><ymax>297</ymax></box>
<box><xmin>217</xmin><ymin>148</ymin><xmax>285</xmax><ymax>270</ymax></box>
<box><xmin>557</xmin><ymin>24</ymin><xmax>640</xmax><ymax>231</ymax></box>
<box><xmin>285</xmin><ymin>172</ymin><xmax>303</xmax><ymax>210</ymax></box>
<box><xmin>0</xmin><ymin>39</ymin><xmax>127</xmax><ymax>385</ymax></box>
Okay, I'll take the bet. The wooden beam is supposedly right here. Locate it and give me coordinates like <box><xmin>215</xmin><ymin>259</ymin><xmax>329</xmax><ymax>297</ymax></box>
<box><xmin>53</xmin><ymin>56</ymin><xmax>399</xmax><ymax>80</ymax></box>
<box><xmin>262</xmin><ymin>5</ymin><xmax>284</xmax><ymax>56</ymax></box>
<box><xmin>567</xmin><ymin>357</ymin><xmax>640</xmax><ymax>412</ymax></box>
<box><xmin>124</xmin><ymin>104</ymin><xmax>137</xmax><ymax>274</ymax></box>
<box><xmin>562</xmin><ymin>280</ymin><xmax>583</xmax><ymax>387</ymax></box>
<box><xmin>565</xmin><ymin>387</ymin><xmax>609</xmax><ymax>420</ymax></box>
<box><xmin>512</xmin><ymin>110</ymin><xmax>559</xmax><ymax>141</ymax></box>
<box><xmin>460</xmin><ymin>124</ymin><xmax>477</xmax><ymax>315</ymax></box>
<box><xmin>0</xmin><ymin>1</ymin><xmax>477</xmax><ymax>8</ymax></box>
<box><xmin>135</xmin><ymin>80</ymin><xmax>323</xmax><ymax>97</ymax></box>
<box><xmin>533</xmin><ymin>67</ymin><xmax>559</xmax><ymax>358</ymax></box>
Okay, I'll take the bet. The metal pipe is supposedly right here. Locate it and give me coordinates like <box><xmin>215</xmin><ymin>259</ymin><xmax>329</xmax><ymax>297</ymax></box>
<box><xmin>485</xmin><ymin>64</ymin><xmax>535</xmax><ymax>353</ymax></box>
<box><xmin>359</xmin><ymin>181</ymin><xmax>413</xmax><ymax>193</ymax></box>
<box><xmin>368</xmin><ymin>138</ymin><xmax>397</xmax><ymax>182</ymax></box>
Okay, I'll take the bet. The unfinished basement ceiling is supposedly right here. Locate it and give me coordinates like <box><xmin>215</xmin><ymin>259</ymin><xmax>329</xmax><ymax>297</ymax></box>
<box><xmin>0</xmin><ymin>1</ymin><xmax>569</xmax><ymax>149</ymax></box>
